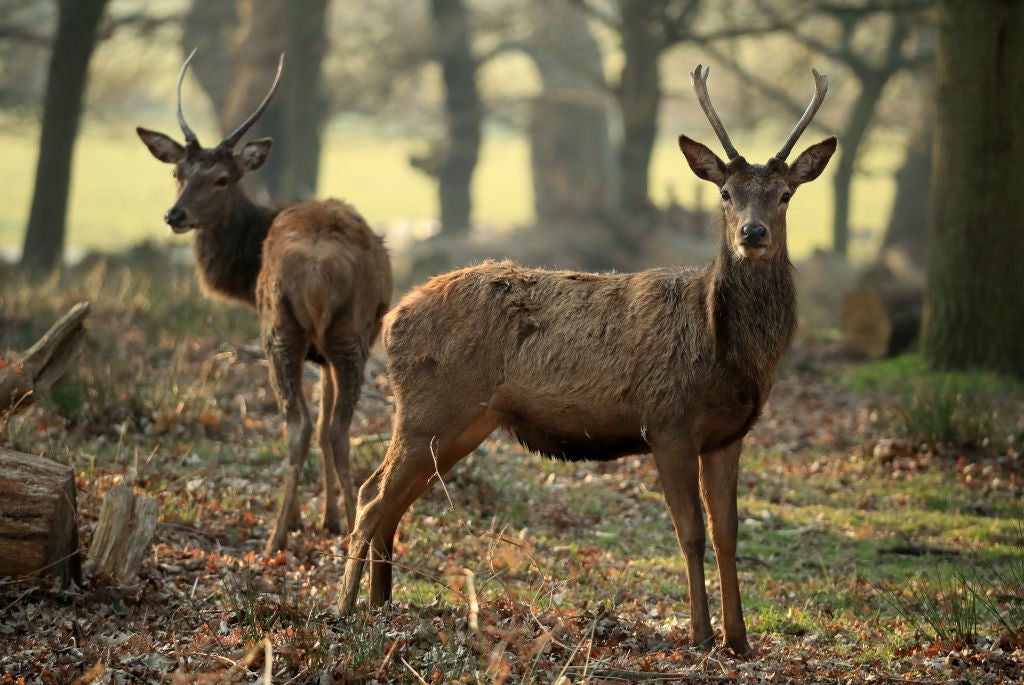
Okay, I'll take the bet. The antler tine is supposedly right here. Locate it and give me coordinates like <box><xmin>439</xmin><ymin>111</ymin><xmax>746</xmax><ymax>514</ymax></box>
<box><xmin>221</xmin><ymin>53</ymin><xmax>285</xmax><ymax>150</ymax></box>
<box><xmin>690</xmin><ymin>64</ymin><xmax>740</xmax><ymax>161</ymax></box>
<box><xmin>177</xmin><ymin>47</ymin><xmax>199</xmax><ymax>147</ymax></box>
<box><xmin>775</xmin><ymin>68</ymin><xmax>828</xmax><ymax>162</ymax></box>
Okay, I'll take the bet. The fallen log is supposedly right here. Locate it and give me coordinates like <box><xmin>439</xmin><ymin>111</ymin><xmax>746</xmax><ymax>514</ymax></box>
<box><xmin>0</xmin><ymin>447</ymin><xmax>82</xmax><ymax>585</ymax></box>
<box><xmin>0</xmin><ymin>301</ymin><xmax>91</xmax><ymax>418</ymax></box>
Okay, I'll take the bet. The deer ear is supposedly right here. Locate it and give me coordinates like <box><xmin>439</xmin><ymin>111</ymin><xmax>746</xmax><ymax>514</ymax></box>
<box><xmin>787</xmin><ymin>136</ymin><xmax>837</xmax><ymax>188</ymax></box>
<box><xmin>238</xmin><ymin>138</ymin><xmax>273</xmax><ymax>171</ymax></box>
<box><xmin>137</xmin><ymin>127</ymin><xmax>185</xmax><ymax>164</ymax></box>
<box><xmin>679</xmin><ymin>135</ymin><xmax>727</xmax><ymax>186</ymax></box>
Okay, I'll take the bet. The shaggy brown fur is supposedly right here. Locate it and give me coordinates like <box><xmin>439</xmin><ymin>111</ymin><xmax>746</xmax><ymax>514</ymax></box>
<box><xmin>137</xmin><ymin>61</ymin><xmax>392</xmax><ymax>554</ymax></box>
<box><xmin>340</xmin><ymin>77</ymin><xmax>836</xmax><ymax>656</ymax></box>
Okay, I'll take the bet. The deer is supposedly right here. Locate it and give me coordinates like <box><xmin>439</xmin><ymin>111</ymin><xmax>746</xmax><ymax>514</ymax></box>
<box><xmin>136</xmin><ymin>50</ymin><xmax>393</xmax><ymax>554</ymax></box>
<box><xmin>338</xmin><ymin>65</ymin><xmax>835</xmax><ymax>656</ymax></box>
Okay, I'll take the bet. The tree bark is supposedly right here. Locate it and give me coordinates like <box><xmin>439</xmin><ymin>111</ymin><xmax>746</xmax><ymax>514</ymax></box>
<box><xmin>180</xmin><ymin>0</ymin><xmax>237</xmax><ymax>115</ymax></box>
<box><xmin>431</xmin><ymin>0</ymin><xmax>481</xmax><ymax>237</ymax></box>
<box><xmin>0</xmin><ymin>448</ymin><xmax>81</xmax><ymax>586</ymax></box>
<box><xmin>222</xmin><ymin>0</ymin><xmax>288</xmax><ymax>200</ymax></box>
<box><xmin>922</xmin><ymin>0</ymin><xmax>1024</xmax><ymax>378</ymax></box>
<box><xmin>276</xmin><ymin>0</ymin><xmax>329</xmax><ymax>201</ymax></box>
<box><xmin>526</xmin><ymin>0</ymin><xmax>613</xmax><ymax>223</ymax></box>
<box><xmin>616</xmin><ymin>3</ymin><xmax>662</xmax><ymax>218</ymax></box>
<box><xmin>19</xmin><ymin>0</ymin><xmax>109</xmax><ymax>273</ymax></box>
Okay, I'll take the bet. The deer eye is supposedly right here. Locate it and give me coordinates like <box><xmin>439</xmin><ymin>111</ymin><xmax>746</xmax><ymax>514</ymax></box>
<box><xmin>780</xmin><ymin>192</ymin><xmax>792</xmax><ymax>205</ymax></box>
<box><xmin>720</xmin><ymin>190</ymin><xmax>731</xmax><ymax>202</ymax></box>
<box><xmin>213</xmin><ymin>176</ymin><xmax>229</xmax><ymax>187</ymax></box>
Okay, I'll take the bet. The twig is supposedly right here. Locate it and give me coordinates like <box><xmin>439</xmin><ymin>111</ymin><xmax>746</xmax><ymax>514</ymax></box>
<box><xmin>428</xmin><ymin>435</ymin><xmax>455</xmax><ymax>512</ymax></box>
<box><xmin>400</xmin><ymin>656</ymin><xmax>430</xmax><ymax>685</ymax></box>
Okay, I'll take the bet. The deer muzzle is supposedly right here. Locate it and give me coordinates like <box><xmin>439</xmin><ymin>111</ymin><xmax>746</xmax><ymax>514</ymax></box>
<box><xmin>164</xmin><ymin>207</ymin><xmax>192</xmax><ymax>233</ymax></box>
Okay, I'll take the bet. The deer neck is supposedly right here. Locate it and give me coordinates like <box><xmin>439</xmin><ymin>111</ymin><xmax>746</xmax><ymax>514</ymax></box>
<box><xmin>705</xmin><ymin>233</ymin><xmax>797</xmax><ymax>387</ymax></box>
<box><xmin>192</xmin><ymin>193</ymin><xmax>277</xmax><ymax>308</ymax></box>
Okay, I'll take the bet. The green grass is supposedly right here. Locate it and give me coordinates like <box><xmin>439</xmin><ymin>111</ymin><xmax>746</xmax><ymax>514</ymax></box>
<box><xmin>4</xmin><ymin>263</ymin><xmax>1020</xmax><ymax>680</ymax></box>
<box><xmin>0</xmin><ymin>121</ymin><xmax>898</xmax><ymax>264</ymax></box>
<box><xmin>841</xmin><ymin>354</ymin><xmax>1023</xmax><ymax>451</ymax></box>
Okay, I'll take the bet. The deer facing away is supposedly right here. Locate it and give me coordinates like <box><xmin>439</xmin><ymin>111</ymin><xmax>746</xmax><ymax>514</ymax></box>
<box><xmin>339</xmin><ymin>65</ymin><xmax>836</xmax><ymax>656</ymax></box>
<box><xmin>137</xmin><ymin>51</ymin><xmax>393</xmax><ymax>554</ymax></box>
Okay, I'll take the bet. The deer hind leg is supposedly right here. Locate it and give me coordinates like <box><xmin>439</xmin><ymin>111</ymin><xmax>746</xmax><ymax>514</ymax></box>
<box><xmin>317</xmin><ymin>366</ymin><xmax>344</xmax><ymax>535</ymax></box>
<box><xmin>339</xmin><ymin>408</ymin><xmax>499</xmax><ymax>613</ymax></box>
<box><xmin>263</xmin><ymin>323</ymin><xmax>313</xmax><ymax>554</ymax></box>
<box><xmin>700</xmin><ymin>440</ymin><xmax>751</xmax><ymax>656</ymax></box>
<box><xmin>320</xmin><ymin>339</ymin><xmax>367</xmax><ymax>535</ymax></box>
<box><xmin>652</xmin><ymin>440</ymin><xmax>714</xmax><ymax>649</ymax></box>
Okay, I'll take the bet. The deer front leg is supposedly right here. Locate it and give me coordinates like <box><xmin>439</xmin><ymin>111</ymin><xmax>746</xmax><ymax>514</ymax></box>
<box><xmin>700</xmin><ymin>440</ymin><xmax>751</xmax><ymax>656</ymax></box>
<box><xmin>652</xmin><ymin>441</ymin><xmax>714</xmax><ymax>649</ymax></box>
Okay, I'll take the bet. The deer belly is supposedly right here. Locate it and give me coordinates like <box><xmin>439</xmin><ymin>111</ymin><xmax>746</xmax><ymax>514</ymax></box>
<box><xmin>488</xmin><ymin>389</ymin><xmax>648</xmax><ymax>461</ymax></box>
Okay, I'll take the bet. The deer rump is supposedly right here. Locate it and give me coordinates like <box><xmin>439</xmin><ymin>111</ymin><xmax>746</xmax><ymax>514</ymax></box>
<box><xmin>383</xmin><ymin>260</ymin><xmax>763</xmax><ymax>462</ymax></box>
<box><xmin>258</xmin><ymin>199</ymin><xmax>389</xmax><ymax>365</ymax></box>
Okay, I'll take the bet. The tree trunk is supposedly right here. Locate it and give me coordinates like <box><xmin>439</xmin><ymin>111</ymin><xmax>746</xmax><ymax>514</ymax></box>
<box><xmin>0</xmin><ymin>448</ymin><xmax>81</xmax><ymax>586</ymax></box>
<box><xmin>879</xmin><ymin>110</ymin><xmax>932</xmax><ymax>271</ymax></box>
<box><xmin>180</xmin><ymin>0</ymin><xmax>237</xmax><ymax>115</ymax></box>
<box><xmin>431</xmin><ymin>0</ymin><xmax>481</xmax><ymax>237</ymax></box>
<box><xmin>830</xmin><ymin>19</ymin><xmax>910</xmax><ymax>258</ymax></box>
<box><xmin>526</xmin><ymin>0</ymin><xmax>614</xmax><ymax>223</ymax></box>
<box><xmin>276</xmin><ymin>0</ymin><xmax>329</xmax><ymax>201</ymax></box>
<box><xmin>19</xmin><ymin>0</ymin><xmax>109</xmax><ymax>273</ymax></box>
<box><xmin>223</xmin><ymin>0</ymin><xmax>288</xmax><ymax>200</ymax></box>
<box><xmin>616</xmin><ymin>4</ymin><xmax>662</xmax><ymax>219</ymax></box>
<box><xmin>922</xmin><ymin>0</ymin><xmax>1024</xmax><ymax>378</ymax></box>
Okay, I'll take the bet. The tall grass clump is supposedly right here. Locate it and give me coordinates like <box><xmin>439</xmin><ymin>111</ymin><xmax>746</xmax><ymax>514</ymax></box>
<box><xmin>843</xmin><ymin>354</ymin><xmax>1022</xmax><ymax>451</ymax></box>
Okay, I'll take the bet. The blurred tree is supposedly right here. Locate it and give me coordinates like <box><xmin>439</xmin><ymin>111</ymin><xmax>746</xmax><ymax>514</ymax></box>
<box><xmin>716</xmin><ymin>1</ymin><xmax>932</xmax><ymax>257</ymax></box>
<box><xmin>525</xmin><ymin>0</ymin><xmax>613</xmax><ymax>224</ymax></box>
<box><xmin>878</xmin><ymin>74</ymin><xmax>932</xmax><ymax>273</ymax></box>
<box><xmin>180</xmin><ymin>0</ymin><xmax>237</xmax><ymax>114</ymax></box>
<box><xmin>0</xmin><ymin>1</ymin><xmax>52</xmax><ymax>114</ymax></box>
<box><xmin>921</xmin><ymin>0</ymin><xmax>1023</xmax><ymax>378</ymax></box>
<box><xmin>20</xmin><ymin>0</ymin><xmax>109</xmax><ymax>272</ymax></box>
<box><xmin>410</xmin><ymin>0</ymin><xmax>482</xmax><ymax>237</ymax></box>
<box><xmin>574</xmin><ymin>0</ymin><xmax>781</xmax><ymax>220</ymax></box>
<box><xmin>217</xmin><ymin>0</ymin><xmax>329</xmax><ymax>202</ymax></box>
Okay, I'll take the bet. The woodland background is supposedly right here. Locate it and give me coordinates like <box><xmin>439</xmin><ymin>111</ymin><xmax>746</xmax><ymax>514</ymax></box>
<box><xmin>0</xmin><ymin>0</ymin><xmax>1022</xmax><ymax>682</ymax></box>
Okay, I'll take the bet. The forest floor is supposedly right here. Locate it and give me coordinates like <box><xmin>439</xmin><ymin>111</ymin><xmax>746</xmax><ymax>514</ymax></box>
<box><xmin>0</xmin><ymin>258</ymin><xmax>1022</xmax><ymax>684</ymax></box>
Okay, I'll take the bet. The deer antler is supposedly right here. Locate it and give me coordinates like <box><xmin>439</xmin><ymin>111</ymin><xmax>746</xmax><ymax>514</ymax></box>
<box><xmin>775</xmin><ymin>68</ymin><xmax>828</xmax><ymax>162</ymax></box>
<box><xmin>690</xmin><ymin>64</ymin><xmax>740</xmax><ymax>161</ymax></box>
<box><xmin>221</xmin><ymin>54</ymin><xmax>285</xmax><ymax>150</ymax></box>
<box><xmin>177</xmin><ymin>47</ymin><xmax>200</xmax><ymax>148</ymax></box>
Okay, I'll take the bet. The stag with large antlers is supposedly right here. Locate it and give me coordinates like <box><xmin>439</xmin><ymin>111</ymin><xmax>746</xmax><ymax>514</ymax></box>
<box><xmin>339</xmin><ymin>65</ymin><xmax>835</xmax><ymax>655</ymax></box>
<box><xmin>137</xmin><ymin>51</ymin><xmax>392</xmax><ymax>553</ymax></box>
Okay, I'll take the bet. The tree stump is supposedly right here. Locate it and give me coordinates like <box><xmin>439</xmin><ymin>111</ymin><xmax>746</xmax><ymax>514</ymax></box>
<box><xmin>842</xmin><ymin>286</ymin><xmax>923</xmax><ymax>359</ymax></box>
<box><xmin>85</xmin><ymin>483</ymin><xmax>158</xmax><ymax>583</ymax></box>
<box><xmin>0</xmin><ymin>448</ymin><xmax>82</xmax><ymax>585</ymax></box>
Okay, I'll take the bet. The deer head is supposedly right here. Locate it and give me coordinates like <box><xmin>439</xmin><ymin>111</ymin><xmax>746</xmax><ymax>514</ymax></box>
<box><xmin>678</xmin><ymin>65</ymin><xmax>836</xmax><ymax>262</ymax></box>
<box><xmin>136</xmin><ymin>49</ymin><xmax>284</xmax><ymax>233</ymax></box>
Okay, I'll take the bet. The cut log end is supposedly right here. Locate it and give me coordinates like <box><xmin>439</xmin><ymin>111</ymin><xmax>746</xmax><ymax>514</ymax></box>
<box><xmin>0</xmin><ymin>448</ymin><xmax>82</xmax><ymax>586</ymax></box>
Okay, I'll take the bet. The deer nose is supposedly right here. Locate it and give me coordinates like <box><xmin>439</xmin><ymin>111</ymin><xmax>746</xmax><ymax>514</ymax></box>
<box><xmin>164</xmin><ymin>207</ymin><xmax>187</xmax><ymax>227</ymax></box>
<box><xmin>741</xmin><ymin>224</ymin><xmax>767</xmax><ymax>241</ymax></box>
